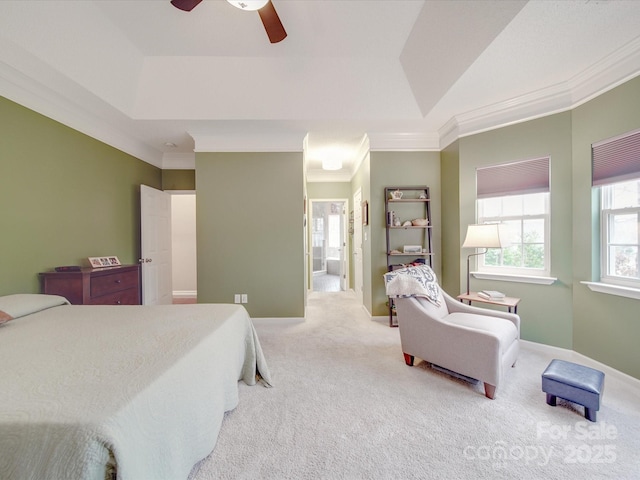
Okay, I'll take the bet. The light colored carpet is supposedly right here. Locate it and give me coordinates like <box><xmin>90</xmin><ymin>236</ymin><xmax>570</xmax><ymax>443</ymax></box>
<box><xmin>190</xmin><ymin>291</ymin><xmax>640</xmax><ymax>479</ymax></box>
<box><xmin>313</xmin><ymin>273</ymin><xmax>341</xmax><ymax>293</ymax></box>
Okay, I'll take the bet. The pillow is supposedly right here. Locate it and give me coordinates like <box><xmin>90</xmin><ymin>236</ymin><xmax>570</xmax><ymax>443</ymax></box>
<box><xmin>0</xmin><ymin>294</ymin><xmax>69</xmax><ymax>321</ymax></box>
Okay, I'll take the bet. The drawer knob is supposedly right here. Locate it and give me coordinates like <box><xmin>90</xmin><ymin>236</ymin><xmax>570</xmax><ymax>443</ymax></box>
<box><xmin>115</xmin><ymin>279</ymin><xmax>122</xmax><ymax>284</ymax></box>
<box><xmin>116</xmin><ymin>300</ymin><xmax>122</xmax><ymax>305</ymax></box>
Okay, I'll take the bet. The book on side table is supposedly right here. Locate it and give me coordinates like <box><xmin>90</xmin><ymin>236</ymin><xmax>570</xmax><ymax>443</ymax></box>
<box><xmin>456</xmin><ymin>291</ymin><xmax>521</xmax><ymax>314</ymax></box>
<box><xmin>477</xmin><ymin>290</ymin><xmax>506</xmax><ymax>300</ymax></box>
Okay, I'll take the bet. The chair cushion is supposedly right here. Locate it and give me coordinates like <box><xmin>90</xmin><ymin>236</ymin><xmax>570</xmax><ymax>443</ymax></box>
<box><xmin>445</xmin><ymin>312</ymin><xmax>518</xmax><ymax>346</ymax></box>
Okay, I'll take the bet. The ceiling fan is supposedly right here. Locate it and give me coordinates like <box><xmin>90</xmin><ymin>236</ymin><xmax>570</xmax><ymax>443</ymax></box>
<box><xmin>170</xmin><ymin>0</ymin><xmax>287</xmax><ymax>44</ymax></box>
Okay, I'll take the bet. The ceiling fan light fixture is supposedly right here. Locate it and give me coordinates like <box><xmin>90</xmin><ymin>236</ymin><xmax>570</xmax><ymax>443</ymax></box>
<box><xmin>227</xmin><ymin>0</ymin><xmax>269</xmax><ymax>11</ymax></box>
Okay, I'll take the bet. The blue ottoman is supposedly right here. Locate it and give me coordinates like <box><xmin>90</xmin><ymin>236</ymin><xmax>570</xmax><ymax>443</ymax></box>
<box><xmin>541</xmin><ymin>359</ymin><xmax>605</xmax><ymax>422</ymax></box>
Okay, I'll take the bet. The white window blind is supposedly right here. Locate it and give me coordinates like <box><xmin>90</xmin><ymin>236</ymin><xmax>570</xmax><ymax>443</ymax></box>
<box><xmin>477</xmin><ymin>157</ymin><xmax>550</xmax><ymax>199</ymax></box>
<box><xmin>592</xmin><ymin>128</ymin><xmax>640</xmax><ymax>187</ymax></box>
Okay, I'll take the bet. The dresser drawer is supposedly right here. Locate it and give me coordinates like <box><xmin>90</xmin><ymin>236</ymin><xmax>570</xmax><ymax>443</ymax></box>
<box><xmin>41</xmin><ymin>265</ymin><xmax>140</xmax><ymax>305</ymax></box>
<box><xmin>88</xmin><ymin>287</ymin><xmax>139</xmax><ymax>306</ymax></box>
<box><xmin>91</xmin><ymin>269</ymin><xmax>139</xmax><ymax>298</ymax></box>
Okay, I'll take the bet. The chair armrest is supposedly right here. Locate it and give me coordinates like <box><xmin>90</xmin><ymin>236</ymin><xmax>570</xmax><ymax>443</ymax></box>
<box><xmin>441</xmin><ymin>290</ymin><xmax>520</xmax><ymax>333</ymax></box>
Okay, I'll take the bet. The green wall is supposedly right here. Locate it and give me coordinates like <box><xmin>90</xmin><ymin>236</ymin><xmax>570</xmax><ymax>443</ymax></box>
<box><xmin>571</xmin><ymin>75</ymin><xmax>640</xmax><ymax>379</ymax></box>
<box><xmin>0</xmin><ymin>96</ymin><xmax>161</xmax><ymax>295</ymax></box>
<box><xmin>306</xmin><ymin>182</ymin><xmax>351</xmax><ymax>200</ymax></box>
<box><xmin>162</xmin><ymin>169</ymin><xmax>195</xmax><ymax>190</ymax></box>
<box><xmin>442</xmin><ymin>76</ymin><xmax>640</xmax><ymax>379</ymax></box>
<box><xmin>369</xmin><ymin>151</ymin><xmax>442</xmax><ymax>317</ymax></box>
<box><xmin>3</xmin><ymin>72</ymin><xmax>639</xmax><ymax>379</ymax></box>
<box><xmin>196</xmin><ymin>152</ymin><xmax>304</xmax><ymax>318</ymax></box>
<box><xmin>455</xmin><ymin>112</ymin><xmax>574</xmax><ymax>349</ymax></box>
<box><xmin>440</xmin><ymin>140</ymin><xmax>461</xmax><ymax>294</ymax></box>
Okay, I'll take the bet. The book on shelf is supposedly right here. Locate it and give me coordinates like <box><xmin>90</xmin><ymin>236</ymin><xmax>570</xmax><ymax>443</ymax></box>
<box><xmin>478</xmin><ymin>290</ymin><xmax>506</xmax><ymax>300</ymax></box>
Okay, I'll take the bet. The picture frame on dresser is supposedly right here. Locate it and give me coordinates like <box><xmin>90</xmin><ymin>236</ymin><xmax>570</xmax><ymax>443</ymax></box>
<box><xmin>89</xmin><ymin>256</ymin><xmax>121</xmax><ymax>268</ymax></box>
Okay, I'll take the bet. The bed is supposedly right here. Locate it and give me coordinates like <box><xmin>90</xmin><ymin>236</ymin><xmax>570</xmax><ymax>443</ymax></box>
<box><xmin>0</xmin><ymin>294</ymin><xmax>272</xmax><ymax>480</ymax></box>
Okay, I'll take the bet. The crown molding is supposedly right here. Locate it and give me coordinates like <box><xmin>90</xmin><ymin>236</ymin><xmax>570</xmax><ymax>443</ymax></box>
<box><xmin>439</xmin><ymin>82</ymin><xmax>574</xmax><ymax>148</ymax></box>
<box><xmin>349</xmin><ymin>134</ymin><xmax>370</xmax><ymax>178</ymax></box>
<box><xmin>0</xmin><ymin>58</ymin><xmax>163</xmax><ymax>168</ymax></box>
<box><xmin>439</xmin><ymin>36</ymin><xmax>640</xmax><ymax>149</ymax></box>
<box><xmin>368</xmin><ymin>132</ymin><xmax>440</xmax><ymax>151</ymax></box>
<box><xmin>568</xmin><ymin>35</ymin><xmax>640</xmax><ymax>107</ymax></box>
<box><xmin>191</xmin><ymin>132</ymin><xmax>304</xmax><ymax>153</ymax></box>
<box><xmin>162</xmin><ymin>152</ymin><xmax>196</xmax><ymax>169</ymax></box>
<box><xmin>3</xmin><ymin>32</ymin><xmax>640</xmax><ymax>168</ymax></box>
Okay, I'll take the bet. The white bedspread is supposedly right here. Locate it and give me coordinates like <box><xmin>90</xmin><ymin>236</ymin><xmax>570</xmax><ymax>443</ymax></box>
<box><xmin>0</xmin><ymin>303</ymin><xmax>271</xmax><ymax>480</ymax></box>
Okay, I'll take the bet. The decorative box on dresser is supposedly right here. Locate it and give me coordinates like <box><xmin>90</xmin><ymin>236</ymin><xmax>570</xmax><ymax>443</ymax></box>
<box><xmin>40</xmin><ymin>265</ymin><xmax>141</xmax><ymax>305</ymax></box>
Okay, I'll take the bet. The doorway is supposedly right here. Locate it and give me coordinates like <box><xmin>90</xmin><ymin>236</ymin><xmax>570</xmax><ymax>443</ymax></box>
<box><xmin>310</xmin><ymin>200</ymin><xmax>348</xmax><ymax>292</ymax></box>
<box><xmin>170</xmin><ymin>191</ymin><xmax>197</xmax><ymax>303</ymax></box>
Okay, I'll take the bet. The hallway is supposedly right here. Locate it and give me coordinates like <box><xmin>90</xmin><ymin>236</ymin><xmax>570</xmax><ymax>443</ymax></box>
<box><xmin>312</xmin><ymin>273</ymin><xmax>341</xmax><ymax>292</ymax></box>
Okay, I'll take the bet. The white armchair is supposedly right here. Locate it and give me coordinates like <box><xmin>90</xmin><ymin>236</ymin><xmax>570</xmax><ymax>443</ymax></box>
<box><xmin>394</xmin><ymin>289</ymin><xmax>520</xmax><ymax>399</ymax></box>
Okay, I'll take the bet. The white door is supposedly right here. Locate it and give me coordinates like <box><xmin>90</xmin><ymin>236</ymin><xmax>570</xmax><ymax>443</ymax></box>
<box><xmin>140</xmin><ymin>185</ymin><xmax>172</xmax><ymax>305</ymax></box>
<box><xmin>353</xmin><ymin>189</ymin><xmax>363</xmax><ymax>304</ymax></box>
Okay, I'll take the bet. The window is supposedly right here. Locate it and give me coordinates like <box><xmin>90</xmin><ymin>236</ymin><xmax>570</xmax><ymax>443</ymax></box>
<box><xmin>478</xmin><ymin>192</ymin><xmax>550</xmax><ymax>275</ymax></box>
<box><xmin>592</xmin><ymin>129</ymin><xmax>640</xmax><ymax>289</ymax></box>
<box><xmin>328</xmin><ymin>213</ymin><xmax>341</xmax><ymax>256</ymax></box>
<box><xmin>600</xmin><ymin>180</ymin><xmax>640</xmax><ymax>287</ymax></box>
<box><xmin>476</xmin><ymin>157</ymin><xmax>550</xmax><ymax>277</ymax></box>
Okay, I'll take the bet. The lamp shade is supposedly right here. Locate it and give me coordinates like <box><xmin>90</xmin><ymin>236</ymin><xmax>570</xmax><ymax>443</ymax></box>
<box><xmin>462</xmin><ymin>224</ymin><xmax>509</xmax><ymax>249</ymax></box>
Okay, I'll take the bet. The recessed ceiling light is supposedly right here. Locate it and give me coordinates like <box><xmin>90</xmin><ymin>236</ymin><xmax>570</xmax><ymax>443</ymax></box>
<box><xmin>164</xmin><ymin>142</ymin><xmax>177</xmax><ymax>148</ymax></box>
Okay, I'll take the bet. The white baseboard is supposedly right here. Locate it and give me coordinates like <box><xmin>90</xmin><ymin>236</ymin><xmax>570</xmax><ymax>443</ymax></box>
<box><xmin>371</xmin><ymin>315</ymin><xmax>390</xmax><ymax>324</ymax></box>
<box><xmin>521</xmin><ymin>339</ymin><xmax>640</xmax><ymax>389</ymax></box>
<box><xmin>172</xmin><ymin>290</ymin><xmax>197</xmax><ymax>298</ymax></box>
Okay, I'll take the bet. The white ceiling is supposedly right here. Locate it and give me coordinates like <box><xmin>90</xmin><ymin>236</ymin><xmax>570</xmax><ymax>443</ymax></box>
<box><xmin>1</xmin><ymin>0</ymin><xmax>640</xmax><ymax>181</ymax></box>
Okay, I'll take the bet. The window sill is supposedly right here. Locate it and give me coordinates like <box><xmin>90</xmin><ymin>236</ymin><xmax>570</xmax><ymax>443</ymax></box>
<box><xmin>581</xmin><ymin>281</ymin><xmax>640</xmax><ymax>300</ymax></box>
<box><xmin>471</xmin><ymin>272</ymin><xmax>557</xmax><ymax>285</ymax></box>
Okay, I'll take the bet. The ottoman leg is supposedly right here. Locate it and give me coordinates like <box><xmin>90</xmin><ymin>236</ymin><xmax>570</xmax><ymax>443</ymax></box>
<box><xmin>546</xmin><ymin>393</ymin><xmax>557</xmax><ymax>406</ymax></box>
<box><xmin>585</xmin><ymin>407</ymin><xmax>597</xmax><ymax>422</ymax></box>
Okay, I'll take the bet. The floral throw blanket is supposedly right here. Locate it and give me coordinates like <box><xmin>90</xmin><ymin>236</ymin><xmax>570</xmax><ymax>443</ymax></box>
<box><xmin>383</xmin><ymin>264</ymin><xmax>441</xmax><ymax>306</ymax></box>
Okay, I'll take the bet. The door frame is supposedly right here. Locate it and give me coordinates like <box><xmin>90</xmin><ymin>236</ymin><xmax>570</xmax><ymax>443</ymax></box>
<box><xmin>353</xmin><ymin>188</ymin><xmax>363</xmax><ymax>304</ymax></box>
<box><xmin>308</xmin><ymin>198</ymin><xmax>349</xmax><ymax>292</ymax></box>
<box><xmin>167</xmin><ymin>190</ymin><xmax>197</xmax><ymax>300</ymax></box>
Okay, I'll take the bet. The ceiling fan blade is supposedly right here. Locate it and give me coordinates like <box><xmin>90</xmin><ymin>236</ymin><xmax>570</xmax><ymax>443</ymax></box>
<box><xmin>170</xmin><ymin>0</ymin><xmax>203</xmax><ymax>12</ymax></box>
<box><xmin>258</xmin><ymin>1</ymin><xmax>287</xmax><ymax>44</ymax></box>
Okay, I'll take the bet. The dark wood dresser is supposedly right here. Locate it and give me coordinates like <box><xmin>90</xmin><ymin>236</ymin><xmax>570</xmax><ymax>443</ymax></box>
<box><xmin>40</xmin><ymin>264</ymin><xmax>141</xmax><ymax>305</ymax></box>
